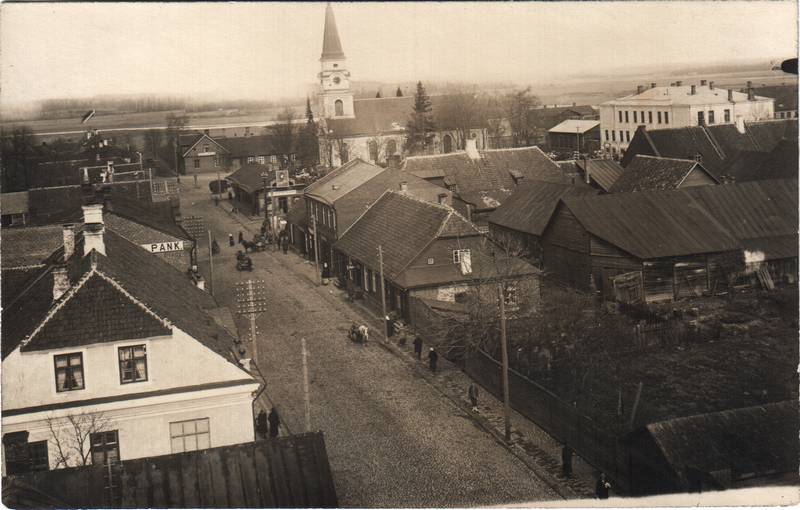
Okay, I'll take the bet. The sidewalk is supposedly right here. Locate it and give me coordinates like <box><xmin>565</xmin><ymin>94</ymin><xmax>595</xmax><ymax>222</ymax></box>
<box><xmin>215</xmin><ymin>202</ymin><xmax>597</xmax><ymax>500</ymax></box>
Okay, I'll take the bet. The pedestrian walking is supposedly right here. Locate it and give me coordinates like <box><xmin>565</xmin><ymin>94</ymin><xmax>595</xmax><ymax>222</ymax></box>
<box><xmin>238</xmin><ymin>231</ymin><xmax>244</xmax><ymax>244</ymax></box>
<box><xmin>468</xmin><ymin>382</ymin><xmax>479</xmax><ymax>411</ymax></box>
<box><xmin>228</xmin><ymin>233</ymin><xmax>235</xmax><ymax>247</ymax></box>
<box><xmin>561</xmin><ymin>444</ymin><xmax>573</xmax><ymax>478</ymax></box>
<box><xmin>228</xmin><ymin>190</ymin><xmax>233</xmax><ymax>200</ymax></box>
<box><xmin>281</xmin><ymin>235</ymin><xmax>289</xmax><ymax>254</ymax></box>
<box><xmin>413</xmin><ymin>335</ymin><xmax>423</xmax><ymax>360</ymax></box>
<box><xmin>595</xmin><ymin>472</ymin><xmax>611</xmax><ymax>499</ymax></box>
<box><xmin>268</xmin><ymin>407</ymin><xmax>280</xmax><ymax>438</ymax></box>
<box><xmin>256</xmin><ymin>410</ymin><xmax>268</xmax><ymax>439</ymax></box>
<box><xmin>428</xmin><ymin>347</ymin><xmax>438</xmax><ymax>373</ymax></box>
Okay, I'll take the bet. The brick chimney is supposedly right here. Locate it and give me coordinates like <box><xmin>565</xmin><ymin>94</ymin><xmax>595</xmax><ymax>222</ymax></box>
<box><xmin>437</xmin><ymin>193</ymin><xmax>448</xmax><ymax>205</ymax></box>
<box><xmin>728</xmin><ymin>89</ymin><xmax>734</xmax><ymax>102</ymax></box>
<box><xmin>62</xmin><ymin>224</ymin><xmax>75</xmax><ymax>260</ymax></box>
<box><xmin>82</xmin><ymin>204</ymin><xmax>106</xmax><ymax>256</ymax></box>
<box><xmin>465</xmin><ymin>138</ymin><xmax>480</xmax><ymax>160</ymax></box>
<box><xmin>52</xmin><ymin>266</ymin><xmax>70</xmax><ymax>301</ymax></box>
<box><xmin>735</xmin><ymin>115</ymin><xmax>746</xmax><ymax>134</ymax></box>
<box><xmin>637</xmin><ymin>85</ymin><xmax>644</xmax><ymax>95</ymax></box>
<box><xmin>700</xmin><ymin>79</ymin><xmax>707</xmax><ymax>86</ymax></box>
<box><xmin>748</xmin><ymin>87</ymin><xmax>755</xmax><ymax>101</ymax></box>
<box><xmin>709</xmin><ymin>81</ymin><xmax>715</xmax><ymax>90</ymax></box>
<box><xmin>676</xmin><ymin>80</ymin><xmax>683</xmax><ymax>87</ymax></box>
<box><xmin>650</xmin><ymin>82</ymin><xmax>656</xmax><ymax>89</ymax></box>
<box><xmin>399</xmin><ymin>181</ymin><xmax>408</xmax><ymax>192</ymax></box>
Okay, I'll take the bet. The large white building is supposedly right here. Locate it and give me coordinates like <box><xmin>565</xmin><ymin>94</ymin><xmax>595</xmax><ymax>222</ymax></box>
<box><xmin>600</xmin><ymin>81</ymin><xmax>775</xmax><ymax>157</ymax></box>
<box><xmin>2</xmin><ymin>205</ymin><xmax>258</xmax><ymax>475</ymax></box>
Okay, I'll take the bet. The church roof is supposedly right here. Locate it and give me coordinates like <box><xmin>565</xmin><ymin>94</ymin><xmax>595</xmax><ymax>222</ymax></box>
<box><xmin>321</xmin><ymin>3</ymin><xmax>345</xmax><ymax>60</ymax></box>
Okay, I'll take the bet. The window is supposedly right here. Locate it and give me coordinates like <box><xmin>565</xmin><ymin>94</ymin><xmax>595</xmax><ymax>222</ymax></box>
<box><xmin>213</xmin><ymin>156</ymin><xmax>219</xmax><ymax>168</ymax></box>
<box><xmin>335</xmin><ymin>99</ymin><xmax>344</xmax><ymax>117</ymax></box>
<box><xmin>256</xmin><ymin>156</ymin><xmax>266</xmax><ymax>165</ymax></box>
<box><xmin>386</xmin><ymin>139</ymin><xmax>397</xmax><ymax>155</ymax></box>
<box><xmin>724</xmin><ymin>109</ymin><xmax>731</xmax><ymax>123</ymax></box>
<box><xmin>90</xmin><ymin>431</ymin><xmax>119</xmax><ymax>466</ymax></box>
<box><xmin>55</xmin><ymin>353</ymin><xmax>84</xmax><ymax>392</ymax></box>
<box><xmin>270</xmin><ymin>155</ymin><xmax>278</xmax><ymax>163</ymax></box>
<box><xmin>648</xmin><ymin>111</ymin><xmax>653</xmax><ymax>124</ymax></box>
<box><xmin>203</xmin><ymin>145</ymin><xmax>209</xmax><ymax>153</ymax></box>
<box><xmin>618</xmin><ymin>111</ymin><xmax>623</xmax><ymax>123</ymax></box>
<box><xmin>605</xmin><ymin>130</ymin><xmax>609</xmax><ymax>141</ymax></box>
<box><xmin>633</xmin><ymin>111</ymin><xmax>637</xmax><ymax>123</ymax></box>
<box><xmin>118</xmin><ymin>345</ymin><xmax>147</xmax><ymax>384</ymax></box>
<box><xmin>624</xmin><ymin>111</ymin><xmax>629</xmax><ymax>123</ymax></box>
<box><xmin>452</xmin><ymin>249</ymin><xmax>470</xmax><ymax>264</ymax></box>
<box><xmin>503</xmin><ymin>282</ymin><xmax>518</xmax><ymax>308</ymax></box>
<box><xmin>3</xmin><ymin>436</ymin><xmax>49</xmax><ymax>475</ymax></box>
<box><xmin>28</xmin><ymin>441</ymin><xmax>49</xmax><ymax>471</ymax></box>
<box><xmin>170</xmin><ymin>418</ymin><xmax>210</xmax><ymax>453</ymax></box>
<box><xmin>619</xmin><ymin>130</ymin><xmax>623</xmax><ymax>142</ymax></box>
<box><xmin>193</xmin><ymin>159</ymin><xmax>200</xmax><ymax>169</ymax></box>
<box><xmin>697</xmin><ymin>111</ymin><xmax>705</xmax><ymax>125</ymax></box>
<box><xmin>247</xmin><ymin>156</ymin><xmax>256</xmax><ymax>164</ymax></box>
<box><xmin>611</xmin><ymin>130</ymin><xmax>616</xmax><ymax>142</ymax></box>
<box><xmin>657</xmin><ymin>111</ymin><xmax>662</xmax><ymax>124</ymax></box>
<box><xmin>708</xmin><ymin>111</ymin><xmax>715</xmax><ymax>124</ymax></box>
<box><xmin>626</xmin><ymin>131</ymin><xmax>630</xmax><ymax>142</ymax></box>
<box><xmin>664</xmin><ymin>112</ymin><xmax>669</xmax><ymax>124</ymax></box>
<box><xmin>427</xmin><ymin>257</ymin><xmax>435</xmax><ymax>265</ymax></box>
<box><xmin>694</xmin><ymin>153</ymin><xmax>703</xmax><ymax>163</ymax></box>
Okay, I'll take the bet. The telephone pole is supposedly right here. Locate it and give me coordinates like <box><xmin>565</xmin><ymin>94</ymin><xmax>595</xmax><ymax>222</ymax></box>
<box><xmin>498</xmin><ymin>282</ymin><xmax>511</xmax><ymax>441</ymax></box>
<box><xmin>207</xmin><ymin>230</ymin><xmax>214</xmax><ymax>295</ymax></box>
<box><xmin>311</xmin><ymin>213</ymin><xmax>321</xmax><ymax>284</ymax></box>
<box><xmin>378</xmin><ymin>245</ymin><xmax>388</xmax><ymax>340</ymax></box>
<box><xmin>235</xmin><ymin>280</ymin><xmax>268</xmax><ymax>363</ymax></box>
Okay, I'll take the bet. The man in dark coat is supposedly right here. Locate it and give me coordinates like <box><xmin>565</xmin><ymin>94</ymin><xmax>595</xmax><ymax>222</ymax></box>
<box><xmin>413</xmin><ymin>336</ymin><xmax>423</xmax><ymax>360</ymax></box>
<box><xmin>595</xmin><ymin>472</ymin><xmax>610</xmax><ymax>499</ymax></box>
<box><xmin>268</xmin><ymin>407</ymin><xmax>280</xmax><ymax>438</ymax></box>
<box><xmin>561</xmin><ymin>444</ymin><xmax>573</xmax><ymax>478</ymax></box>
<box><xmin>428</xmin><ymin>347</ymin><xmax>438</xmax><ymax>373</ymax></box>
<box><xmin>256</xmin><ymin>410</ymin><xmax>268</xmax><ymax>439</ymax></box>
<box><xmin>238</xmin><ymin>231</ymin><xmax>244</xmax><ymax>244</ymax></box>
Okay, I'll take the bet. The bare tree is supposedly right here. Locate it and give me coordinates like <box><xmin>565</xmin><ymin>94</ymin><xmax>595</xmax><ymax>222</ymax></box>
<box><xmin>273</xmin><ymin>107</ymin><xmax>296</xmax><ymax>167</ymax></box>
<box><xmin>46</xmin><ymin>411</ymin><xmax>113</xmax><ymax>468</ymax></box>
<box><xmin>366</xmin><ymin>136</ymin><xmax>389</xmax><ymax>165</ymax></box>
<box><xmin>144</xmin><ymin>129</ymin><xmax>164</xmax><ymax>161</ymax></box>
<box><xmin>504</xmin><ymin>87</ymin><xmax>541</xmax><ymax>147</ymax></box>
<box><xmin>436</xmin><ymin>90</ymin><xmax>488</xmax><ymax>150</ymax></box>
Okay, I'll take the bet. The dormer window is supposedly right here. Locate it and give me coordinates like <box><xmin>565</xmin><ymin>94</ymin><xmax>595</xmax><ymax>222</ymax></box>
<box><xmin>453</xmin><ymin>249</ymin><xmax>470</xmax><ymax>264</ymax></box>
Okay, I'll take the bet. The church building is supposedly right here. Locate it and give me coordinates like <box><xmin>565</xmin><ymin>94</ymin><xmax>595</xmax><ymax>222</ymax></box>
<box><xmin>316</xmin><ymin>4</ymin><xmax>492</xmax><ymax>168</ymax></box>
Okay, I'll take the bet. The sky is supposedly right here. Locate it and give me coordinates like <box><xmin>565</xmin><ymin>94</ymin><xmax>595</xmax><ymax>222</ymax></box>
<box><xmin>0</xmin><ymin>1</ymin><xmax>796</xmax><ymax>107</ymax></box>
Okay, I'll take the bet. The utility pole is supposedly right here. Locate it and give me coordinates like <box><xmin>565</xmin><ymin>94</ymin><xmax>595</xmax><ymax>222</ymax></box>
<box><xmin>311</xmin><ymin>213</ymin><xmax>321</xmax><ymax>284</ymax></box>
<box><xmin>207</xmin><ymin>230</ymin><xmax>214</xmax><ymax>295</ymax></box>
<box><xmin>378</xmin><ymin>245</ymin><xmax>388</xmax><ymax>340</ymax></box>
<box><xmin>498</xmin><ymin>282</ymin><xmax>511</xmax><ymax>441</ymax></box>
<box><xmin>235</xmin><ymin>280</ymin><xmax>268</xmax><ymax>364</ymax></box>
<box><xmin>301</xmin><ymin>338</ymin><xmax>311</xmax><ymax>432</ymax></box>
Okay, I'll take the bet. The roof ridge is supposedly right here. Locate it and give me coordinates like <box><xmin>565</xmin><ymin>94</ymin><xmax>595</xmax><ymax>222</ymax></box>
<box><xmin>404</xmin><ymin>151</ymin><xmax>468</xmax><ymax>161</ymax></box>
<box><xmin>479</xmin><ymin>145</ymin><xmax>547</xmax><ymax>154</ymax></box>
<box><xmin>635</xmin><ymin>154</ymin><xmax>697</xmax><ymax>164</ymax></box>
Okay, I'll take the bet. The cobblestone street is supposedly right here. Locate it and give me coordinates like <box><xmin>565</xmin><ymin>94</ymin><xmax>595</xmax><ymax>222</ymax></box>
<box><xmin>182</xmin><ymin>177</ymin><xmax>586</xmax><ymax>507</ymax></box>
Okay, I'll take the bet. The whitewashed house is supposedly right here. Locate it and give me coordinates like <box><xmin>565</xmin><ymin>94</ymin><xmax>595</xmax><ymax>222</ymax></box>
<box><xmin>2</xmin><ymin>204</ymin><xmax>258</xmax><ymax>475</ymax></box>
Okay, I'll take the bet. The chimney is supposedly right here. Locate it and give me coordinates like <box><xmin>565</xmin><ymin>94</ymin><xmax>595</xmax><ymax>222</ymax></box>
<box><xmin>735</xmin><ymin>115</ymin><xmax>746</xmax><ymax>134</ymax></box>
<box><xmin>399</xmin><ymin>181</ymin><xmax>408</xmax><ymax>192</ymax></box>
<box><xmin>52</xmin><ymin>266</ymin><xmax>70</xmax><ymax>301</ymax></box>
<box><xmin>676</xmin><ymin>80</ymin><xmax>683</xmax><ymax>87</ymax></box>
<box><xmin>636</xmin><ymin>85</ymin><xmax>644</xmax><ymax>95</ymax></box>
<box><xmin>650</xmin><ymin>82</ymin><xmax>656</xmax><ymax>89</ymax></box>
<box><xmin>585</xmin><ymin>162</ymin><xmax>591</xmax><ymax>185</ymax></box>
<box><xmin>82</xmin><ymin>204</ymin><xmax>106</xmax><ymax>256</ymax></box>
<box><xmin>437</xmin><ymin>193</ymin><xmax>448</xmax><ymax>205</ymax></box>
<box><xmin>746</xmin><ymin>80</ymin><xmax>753</xmax><ymax>90</ymax></box>
<box><xmin>690</xmin><ymin>85</ymin><xmax>696</xmax><ymax>95</ymax></box>
<box><xmin>748</xmin><ymin>88</ymin><xmax>755</xmax><ymax>101</ymax></box>
<box><xmin>728</xmin><ymin>89</ymin><xmax>734</xmax><ymax>102</ymax></box>
<box><xmin>86</xmin><ymin>131</ymin><xmax>92</xmax><ymax>140</ymax></box>
<box><xmin>709</xmin><ymin>81</ymin><xmax>715</xmax><ymax>90</ymax></box>
<box><xmin>465</xmin><ymin>138</ymin><xmax>480</xmax><ymax>160</ymax></box>
<box><xmin>62</xmin><ymin>224</ymin><xmax>75</xmax><ymax>260</ymax></box>
<box><xmin>700</xmin><ymin>79</ymin><xmax>707</xmax><ymax>86</ymax></box>
<box><xmin>331</xmin><ymin>184</ymin><xmax>339</xmax><ymax>191</ymax></box>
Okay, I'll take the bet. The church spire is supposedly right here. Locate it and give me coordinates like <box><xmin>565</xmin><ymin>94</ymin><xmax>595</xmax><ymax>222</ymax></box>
<box><xmin>321</xmin><ymin>3</ymin><xmax>345</xmax><ymax>60</ymax></box>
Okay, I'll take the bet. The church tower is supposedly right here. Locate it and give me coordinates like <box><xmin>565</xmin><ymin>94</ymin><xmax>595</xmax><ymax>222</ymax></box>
<box><xmin>318</xmin><ymin>3</ymin><xmax>354</xmax><ymax>119</ymax></box>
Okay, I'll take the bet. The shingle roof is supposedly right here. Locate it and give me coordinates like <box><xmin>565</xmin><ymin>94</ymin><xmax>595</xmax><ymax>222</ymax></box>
<box><xmin>488</xmin><ymin>181</ymin><xmax>579</xmax><ymax>236</ymax></box>
<box><xmin>575</xmin><ymin>159</ymin><xmax>625</xmax><ymax>192</ymax></box>
<box><xmin>610</xmin><ymin>155</ymin><xmax>716</xmax><ymax>193</ymax></box>
<box><xmin>403</xmin><ymin>147</ymin><xmax>566</xmax><ymax>199</ymax></box>
<box><xmin>1</xmin><ymin>225</ymin><xmax>65</xmax><ymax>269</ymax></box>
<box><xmin>2</xmin><ymin>432</ymin><xmax>338</xmax><ymax>509</ymax></box>
<box><xmin>559</xmin><ymin>191</ymin><xmax>740</xmax><ymax>259</ymax></box>
<box><xmin>548</xmin><ymin>119</ymin><xmax>600</xmax><ymax>134</ymax></box>
<box><xmin>335</xmin><ymin>192</ymin><xmax>478</xmax><ymax>280</ymax></box>
<box><xmin>642</xmin><ymin>401</ymin><xmax>798</xmax><ymax>482</ymax></box>
<box><xmin>226</xmin><ymin>163</ymin><xmax>273</xmax><ymax>193</ymax></box>
<box><xmin>304</xmin><ymin>158</ymin><xmax>384</xmax><ymax>205</ymax></box>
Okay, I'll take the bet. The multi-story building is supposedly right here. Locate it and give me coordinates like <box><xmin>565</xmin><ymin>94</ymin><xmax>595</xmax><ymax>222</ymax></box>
<box><xmin>2</xmin><ymin>205</ymin><xmax>258</xmax><ymax>475</ymax></box>
<box><xmin>600</xmin><ymin>81</ymin><xmax>774</xmax><ymax>157</ymax></box>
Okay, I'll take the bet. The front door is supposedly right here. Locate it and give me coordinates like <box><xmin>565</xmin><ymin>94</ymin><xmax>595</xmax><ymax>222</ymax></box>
<box><xmin>91</xmin><ymin>430</ymin><xmax>120</xmax><ymax>504</ymax></box>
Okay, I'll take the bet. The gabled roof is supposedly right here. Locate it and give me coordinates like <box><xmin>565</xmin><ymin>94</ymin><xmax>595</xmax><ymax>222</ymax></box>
<box><xmin>488</xmin><ymin>181</ymin><xmax>584</xmax><ymax>236</ymax></box>
<box><xmin>334</xmin><ymin>169</ymin><xmax>450</xmax><ymax>233</ymax></box>
<box><xmin>180</xmin><ymin>133</ymin><xmax>229</xmax><ymax>158</ymax></box>
<box><xmin>548</xmin><ymin>119</ymin><xmax>600</xmax><ymax>134</ymax></box>
<box><xmin>334</xmin><ymin>191</ymin><xmax>479</xmax><ymax>282</ymax></box>
<box><xmin>226</xmin><ymin>163</ymin><xmax>273</xmax><ymax>193</ymax></box>
<box><xmin>640</xmin><ymin>401</ymin><xmax>798</xmax><ymax>483</ymax></box>
<box><xmin>559</xmin><ymin>190</ymin><xmax>740</xmax><ymax>259</ymax></box>
<box><xmin>610</xmin><ymin>155</ymin><xmax>718</xmax><ymax>193</ymax></box>
<box><xmin>304</xmin><ymin>158</ymin><xmax>384</xmax><ymax>205</ymax></box>
<box><xmin>403</xmin><ymin>146</ymin><xmax>566</xmax><ymax>198</ymax></box>
<box><xmin>3</xmin><ymin>230</ymin><xmax>240</xmax><ymax>363</ymax></box>
<box><xmin>575</xmin><ymin>159</ymin><xmax>625</xmax><ymax>192</ymax></box>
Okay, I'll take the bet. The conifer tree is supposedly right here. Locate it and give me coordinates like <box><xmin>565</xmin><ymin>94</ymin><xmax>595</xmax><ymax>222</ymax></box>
<box><xmin>376</xmin><ymin>90</ymin><xmax>382</xmax><ymax>98</ymax></box>
<box><xmin>405</xmin><ymin>81</ymin><xmax>436</xmax><ymax>155</ymax></box>
<box><xmin>297</xmin><ymin>97</ymin><xmax>319</xmax><ymax>168</ymax></box>
<box><xmin>396</xmin><ymin>87</ymin><xmax>403</xmax><ymax>97</ymax></box>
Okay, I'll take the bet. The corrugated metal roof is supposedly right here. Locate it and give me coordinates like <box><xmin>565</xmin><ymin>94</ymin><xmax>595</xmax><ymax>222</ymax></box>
<box><xmin>548</xmin><ymin>119</ymin><xmax>600</xmax><ymax>134</ymax></box>
<box><xmin>577</xmin><ymin>159</ymin><xmax>625</xmax><ymax>192</ymax></box>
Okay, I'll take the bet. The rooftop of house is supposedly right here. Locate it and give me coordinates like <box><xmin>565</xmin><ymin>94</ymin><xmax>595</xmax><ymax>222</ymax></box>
<box><xmin>602</xmin><ymin>84</ymin><xmax>771</xmax><ymax>107</ymax></box>
<box><xmin>225</xmin><ymin>163</ymin><xmax>275</xmax><ymax>193</ymax></box>
<box><xmin>527</xmin><ymin>105</ymin><xmax>598</xmax><ymax>129</ymax></box>
<box><xmin>752</xmin><ymin>84</ymin><xmax>798</xmax><ymax>112</ymax></box>
<box><xmin>574</xmin><ymin>158</ymin><xmax>625</xmax><ymax>192</ymax></box>
<box><xmin>2</xmin><ymin>432</ymin><xmax>338</xmax><ymax>509</ymax></box>
<box><xmin>488</xmin><ymin>181</ymin><xmax>592</xmax><ymax>237</ymax></box>
<box><xmin>403</xmin><ymin>146</ymin><xmax>567</xmax><ymax>199</ymax></box>
<box><xmin>548</xmin><ymin>119</ymin><xmax>600</xmax><ymax>134</ymax></box>
<box><xmin>2</xmin><ymin>225</ymin><xmax>238</xmax><ymax>363</ymax></box>
<box><xmin>609</xmin><ymin>155</ymin><xmax>717</xmax><ymax>193</ymax></box>
<box><xmin>285</xmin><ymin>196</ymin><xmax>307</xmax><ymax>228</ymax></box>
<box><xmin>304</xmin><ymin>158</ymin><xmax>385</xmax><ymax>205</ymax></box>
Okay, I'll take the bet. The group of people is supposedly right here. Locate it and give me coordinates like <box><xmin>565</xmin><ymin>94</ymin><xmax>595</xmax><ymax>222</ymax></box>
<box><xmin>255</xmin><ymin>407</ymin><xmax>282</xmax><ymax>439</ymax></box>
<box><xmin>412</xmin><ymin>335</ymin><xmax>439</xmax><ymax>373</ymax></box>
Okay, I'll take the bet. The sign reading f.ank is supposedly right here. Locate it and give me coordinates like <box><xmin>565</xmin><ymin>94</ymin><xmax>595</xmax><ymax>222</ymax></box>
<box><xmin>141</xmin><ymin>241</ymin><xmax>185</xmax><ymax>253</ymax></box>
